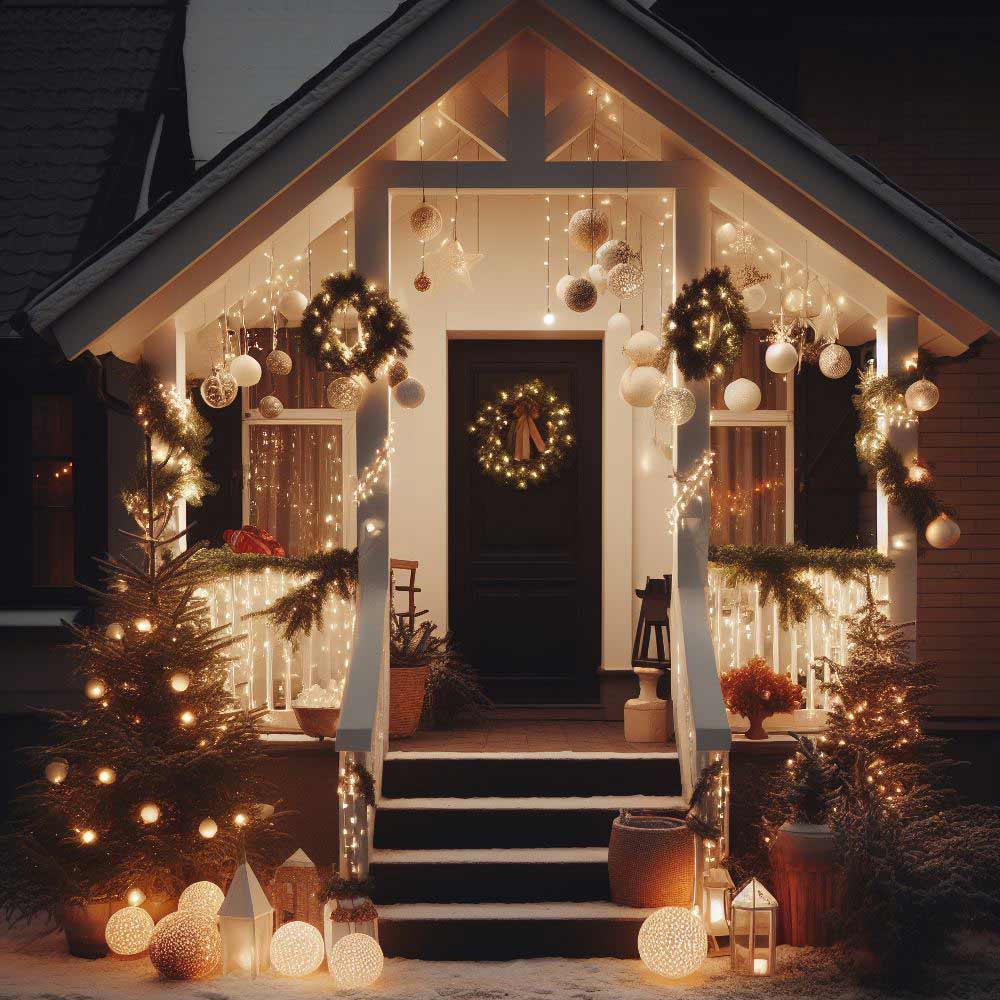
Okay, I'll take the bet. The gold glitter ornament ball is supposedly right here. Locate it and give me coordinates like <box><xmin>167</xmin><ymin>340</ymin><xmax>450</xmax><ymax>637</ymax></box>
<box><xmin>568</xmin><ymin>208</ymin><xmax>610</xmax><ymax>252</ymax></box>
<box><xmin>330</xmin><ymin>933</ymin><xmax>384</xmax><ymax>988</ymax></box>
<box><xmin>409</xmin><ymin>202</ymin><xmax>443</xmax><ymax>242</ymax></box>
<box><xmin>818</xmin><ymin>343</ymin><xmax>852</xmax><ymax>379</ymax></box>
<box><xmin>258</xmin><ymin>395</ymin><xmax>283</xmax><ymax>419</ymax></box>
<box><xmin>387</xmin><ymin>360</ymin><xmax>409</xmax><ymax>387</ymax></box>
<box><xmin>327</xmin><ymin>376</ymin><xmax>364</xmax><ymax>411</ymax></box>
<box><xmin>269</xmin><ymin>920</ymin><xmax>325</xmax><ymax>977</ymax></box>
<box><xmin>148</xmin><ymin>911</ymin><xmax>221</xmax><ymax>980</ymax></box>
<box><xmin>179</xmin><ymin>881</ymin><xmax>225</xmax><ymax>918</ymax></box>
<box><xmin>199</xmin><ymin>364</ymin><xmax>238</xmax><ymax>409</ymax></box>
<box><xmin>653</xmin><ymin>385</ymin><xmax>697</xmax><ymax>426</ymax></box>
<box><xmin>607</xmin><ymin>260</ymin><xmax>644</xmax><ymax>301</ymax></box>
<box><xmin>414</xmin><ymin>269</ymin><xmax>432</xmax><ymax>293</ymax></box>
<box><xmin>105</xmin><ymin>905</ymin><xmax>154</xmax><ymax>956</ymax></box>
<box><xmin>596</xmin><ymin>238</ymin><xmax>635</xmax><ymax>272</ymax></box>
<box><xmin>904</xmin><ymin>377</ymin><xmax>940</xmax><ymax>413</ymax></box>
<box><xmin>564</xmin><ymin>276</ymin><xmax>598</xmax><ymax>313</ymax></box>
<box><xmin>265</xmin><ymin>349</ymin><xmax>292</xmax><ymax>377</ymax></box>
<box><xmin>638</xmin><ymin>906</ymin><xmax>708</xmax><ymax>980</ymax></box>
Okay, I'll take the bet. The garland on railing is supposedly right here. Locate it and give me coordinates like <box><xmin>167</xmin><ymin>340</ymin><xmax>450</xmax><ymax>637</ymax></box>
<box><xmin>196</xmin><ymin>548</ymin><xmax>358</xmax><ymax>643</ymax></box>
<box><xmin>708</xmin><ymin>543</ymin><xmax>894</xmax><ymax>629</ymax></box>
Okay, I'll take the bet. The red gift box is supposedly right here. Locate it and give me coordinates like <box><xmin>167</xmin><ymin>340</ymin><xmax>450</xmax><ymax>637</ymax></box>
<box><xmin>224</xmin><ymin>525</ymin><xmax>286</xmax><ymax>557</ymax></box>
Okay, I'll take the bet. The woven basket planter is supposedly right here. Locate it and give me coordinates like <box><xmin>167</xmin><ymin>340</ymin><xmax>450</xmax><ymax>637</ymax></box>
<box><xmin>608</xmin><ymin>814</ymin><xmax>695</xmax><ymax>908</ymax></box>
<box><xmin>389</xmin><ymin>664</ymin><xmax>429</xmax><ymax>737</ymax></box>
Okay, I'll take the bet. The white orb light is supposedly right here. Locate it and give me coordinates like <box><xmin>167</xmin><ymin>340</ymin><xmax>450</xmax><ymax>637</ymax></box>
<box><xmin>393</xmin><ymin>377</ymin><xmax>426</xmax><ymax>409</ymax></box>
<box><xmin>724</xmin><ymin>378</ymin><xmax>762</xmax><ymax>413</ymax></box>
<box><xmin>228</xmin><ymin>354</ymin><xmax>262</xmax><ymax>388</ymax></box>
<box><xmin>555</xmin><ymin>273</ymin><xmax>574</xmax><ymax>303</ymax></box>
<box><xmin>818</xmin><ymin>343</ymin><xmax>852</xmax><ymax>379</ymax></box>
<box><xmin>607</xmin><ymin>260</ymin><xmax>644</xmax><ymax>301</ymax></box>
<box><xmin>105</xmin><ymin>905</ymin><xmax>155</xmax><ymax>956</ymax></box>
<box><xmin>327</xmin><ymin>376</ymin><xmax>364</xmax><ymax>411</ymax></box>
<box><xmin>330</xmin><ymin>933</ymin><xmax>384</xmax><ymax>988</ymax></box>
<box><xmin>85</xmin><ymin>677</ymin><xmax>106</xmax><ymax>700</ymax></box>
<box><xmin>606</xmin><ymin>311</ymin><xmax>631</xmax><ymax>340</ymax></box>
<box><xmin>269</xmin><ymin>920</ymin><xmax>325</xmax><ymax>977</ymax></box>
<box><xmin>179</xmin><ymin>881</ymin><xmax>225</xmax><ymax>919</ymax></box>
<box><xmin>409</xmin><ymin>202</ymin><xmax>443</xmax><ymax>242</ymax></box>
<box><xmin>765</xmin><ymin>341</ymin><xmax>799</xmax><ymax>375</ymax></box>
<box><xmin>96</xmin><ymin>766</ymin><xmax>117</xmax><ymax>785</ymax></box>
<box><xmin>587</xmin><ymin>263</ymin><xmax>608</xmax><ymax>295</ymax></box>
<box><xmin>595</xmin><ymin>238</ymin><xmax>633</xmax><ymax>272</ymax></box>
<box><xmin>653</xmin><ymin>386</ymin><xmax>697</xmax><ymax>426</ymax></box>
<box><xmin>624</xmin><ymin>329</ymin><xmax>661</xmax><ymax>366</ymax></box>
<box><xmin>105</xmin><ymin>622</ymin><xmax>125</xmax><ymax>642</ymax></box>
<box><xmin>925</xmin><ymin>514</ymin><xmax>961</xmax><ymax>550</ymax></box>
<box><xmin>568</xmin><ymin>208</ymin><xmax>610</xmax><ymax>251</ymax></box>
<box><xmin>277</xmin><ymin>289</ymin><xmax>309</xmax><ymax>325</ymax></box>
<box><xmin>139</xmin><ymin>803</ymin><xmax>161</xmax><ymax>825</ymax></box>
<box><xmin>715</xmin><ymin>221</ymin><xmax>737</xmax><ymax>246</ymax></box>
<box><xmin>638</xmin><ymin>906</ymin><xmax>708</xmax><ymax>980</ymax></box>
<box><xmin>198</xmin><ymin>817</ymin><xmax>218</xmax><ymax>839</ymax></box>
<box><xmin>905</xmin><ymin>378</ymin><xmax>940</xmax><ymax>413</ymax></box>
<box><xmin>169</xmin><ymin>671</ymin><xmax>191</xmax><ymax>693</ymax></box>
<box><xmin>742</xmin><ymin>283</ymin><xmax>767</xmax><ymax>314</ymax></box>
<box><xmin>619</xmin><ymin>366</ymin><xmax>663</xmax><ymax>408</ymax></box>
<box><xmin>44</xmin><ymin>758</ymin><xmax>69</xmax><ymax>784</ymax></box>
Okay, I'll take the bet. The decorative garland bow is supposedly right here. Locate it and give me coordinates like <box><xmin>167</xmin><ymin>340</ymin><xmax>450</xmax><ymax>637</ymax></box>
<box><xmin>511</xmin><ymin>397</ymin><xmax>546</xmax><ymax>460</ymax></box>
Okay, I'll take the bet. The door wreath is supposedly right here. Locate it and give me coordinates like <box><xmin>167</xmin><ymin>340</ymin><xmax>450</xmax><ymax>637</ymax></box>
<box><xmin>469</xmin><ymin>378</ymin><xmax>574</xmax><ymax>489</ymax></box>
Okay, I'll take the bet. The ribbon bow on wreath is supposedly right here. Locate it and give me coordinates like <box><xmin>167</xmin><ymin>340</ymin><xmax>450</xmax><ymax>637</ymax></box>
<box><xmin>510</xmin><ymin>397</ymin><xmax>547</xmax><ymax>461</ymax></box>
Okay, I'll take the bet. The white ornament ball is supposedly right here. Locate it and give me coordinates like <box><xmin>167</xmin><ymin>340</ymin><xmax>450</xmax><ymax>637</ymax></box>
<box><xmin>715</xmin><ymin>221</ymin><xmax>737</xmax><ymax>246</ymax></box>
<box><xmin>330</xmin><ymin>933</ymin><xmax>384</xmax><ymax>988</ymax></box>
<box><xmin>199</xmin><ymin>364</ymin><xmax>238</xmax><ymax>409</ymax></box>
<box><xmin>742</xmin><ymin>282</ymin><xmax>767</xmax><ymax>314</ymax></box>
<box><xmin>595</xmin><ymin>238</ymin><xmax>634</xmax><ymax>272</ymax></box>
<box><xmin>139</xmin><ymin>802</ymin><xmax>161</xmax><ymax>825</ymax></box>
<box><xmin>653</xmin><ymin>386</ymin><xmax>697</xmax><ymax>426</ymax></box>
<box><xmin>228</xmin><ymin>354</ymin><xmax>262</xmax><ymax>388</ymax></box>
<box><xmin>587</xmin><ymin>263</ymin><xmax>608</xmax><ymax>295</ymax></box>
<box><xmin>606</xmin><ymin>311</ymin><xmax>631</xmax><ymax>340</ymax></box>
<box><xmin>258</xmin><ymin>395</ymin><xmax>283</xmax><ymax>419</ymax></box>
<box><xmin>265</xmin><ymin>349</ymin><xmax>292</xmax><ymax>377</ymax></box>
<box><xmin>270</xmin><ymin>920</ymin><xmax>325</xmax><ymax>977</ymax></box>
<box><xmin>105</xmin><ymin>905</ymin><xmax>154</xmax><ymax>956</ymax></box>
<box><xmin>765</xmin><ymin>341</ymin><xmax>799</xmax><ymax>374</ymax></box>
<box><xmin>784</xmin><ymin>286</ymin><xmax>805</xmax><ymax>313</ymax></box>
<box><xmin>724</xmin><ymin>377</ymin><xmax>762</xmax><ymax>413</ymax></box>
<box><xmin>277</xmin><ymin>289</ymin><xmax>309</xmax><ymax>325</ymax></box>
<box><xmin>44</xmin><ymin>758</ymin><xmax>69</xmax><ymax>784</ymax></box>
<box><xmin>198</xmin><ymin>817</ymin><xmax>218</xmax><ymax>839</ymax></box>
<box><xmin>178</xmin><ymin>881</ymin><xmax>225</xmax><ymax>918</ymax></box>
<box><xmin>819</xmin><ymin>343</ymin><xmax>852</xmax><ymax>379</ymax></box>
<box><xmin>925</xmin><ymin>514</ymin><xmax>961</xmax><ymax>549</ymax></box>
<box><xmin>905</xmin><ymin>378</ymin><xmax>940</xmax><ymax>413</ymax></box>
<box><xmin>394</xmin><ymin>377</ymin><xmax>425</xmax><ymax>409</ymax></box>
<box><xmin>168</xmin><ymin>671</ymin><xmax>190</xmax><ymax>693</ymax></box>
<box><xmin>564</xmin><ymin>276</ymin><xmax>598</xmax><ymax>313</ymax></box>
<box><xmin>638</xmin><ymin>906</ymin><xmax>708</xmax><ymax>980</ymax></box>
<box><xmin>555</xmin><ymin>273</ymin><xmax>575</xmax><ymax>303</ymax></box>
<box><xmin>619</xmin><ymin>365</ymin><xmax>663</xmax><ymax>408</ymax></box>
<box><xmin>148</xmin><ymin>911</ymin><xmax>221</xmax><ymax>981</ymax></box>
<box><xmin>409</xmin><ymin>202</ymin><xmax>443</xmax><ymax>242</ymax></box>
<box><xmin>607</xmin><ymin>260</ymin><xmax>644</xmax><ymax>301</ymax></box>
<box><xmin>105</xmin><ymin>622</ymin><xmax>125</xmax><ymax>642</ymax></box>
<box><xmin>624</xmin><ymin>329</ymin><xmax>662</xmax><ymax>366</ymax></box>
<box><xmin>568</xmin><ymin>208</ymin><xmax>610</xmax><ymax>251</ymax></box>
<box><xmin>327</xmin><ymin>376</ymin><xmax>364</xmax><ymax>411</ymax></box>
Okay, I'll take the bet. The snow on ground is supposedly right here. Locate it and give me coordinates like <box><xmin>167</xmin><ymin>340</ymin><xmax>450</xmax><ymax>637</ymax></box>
<box><xmin>2</xmin><ymin>925</ymin><xmax>999</xmax><ymax>1000</ymax></box>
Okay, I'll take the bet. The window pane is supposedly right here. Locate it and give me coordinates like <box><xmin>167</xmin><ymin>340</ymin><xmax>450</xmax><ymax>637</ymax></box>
<box><xmin>709</xmin><ymin>329</ymin><xmax>789</xmax><ymax>410</ymax></box>
<box><xmin>32</xmin><ymin>395</ymin><xmax>73</xmax><ymax>454</ymax></box>
<box><xmin>710</xmin><ymin>425</ymin><xmax>787</xmax><ymax>545</ymax></box>
<box><xmin>247</xmin><ymin>423</ymin><xmax>344</xmax><ymax>556</ymax></box>
<box><xmin>33</xmin><ymin>510</ymin><xmax>74</xmax><ymax>586</ymax></box>
<box><xmin>33</xmin><ymin>460</ymin><xmax>74</xmax><ymax>506</ymax></box>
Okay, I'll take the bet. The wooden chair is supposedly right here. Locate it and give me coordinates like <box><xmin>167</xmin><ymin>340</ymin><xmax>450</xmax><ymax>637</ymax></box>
<box><xmin>390</xmin><ymin>558</ymin><xmax>428</xmax><ymax>629</ymax></box>
<box><xmin>632</xmin><ymin>575</ymin><xmax>672</xmax><ymax>670</ymax></box>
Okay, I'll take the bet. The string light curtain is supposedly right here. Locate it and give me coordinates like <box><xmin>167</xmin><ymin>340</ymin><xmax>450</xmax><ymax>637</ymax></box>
<box><xmin>710</xmin><ymin>425</ymin><xmax>786</xmax><ymax>546</ymax></box>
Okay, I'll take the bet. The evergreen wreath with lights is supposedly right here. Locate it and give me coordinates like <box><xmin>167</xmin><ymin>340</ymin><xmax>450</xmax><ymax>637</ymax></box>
<box><xmin>663</xmin><ymin>265</ymin><xmax>749</xmax><ymax>382</ymax></box>
<box><xmin>302</xmin><ymin>269</ymin><xmax>413</xmax><ymax>383</ymax></box>
<box><xmin>469</xmin><ymin>378</ymin><xmax>574</xmax><ymax>490</ymax></box>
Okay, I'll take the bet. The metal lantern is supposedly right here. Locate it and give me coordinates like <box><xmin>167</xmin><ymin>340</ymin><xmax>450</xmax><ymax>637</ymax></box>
<box><xmin>218</xmin><ymin>861</ymin><xmax>274</xmax><ymax>976</ymax></box>
<box><xmin>730</xmin><ymin>878</ymin><xmax>778</xmax><ymax>977</ymax></box>
<box><xmin>704</xmin><ymin>867</ymin><xmax>735</xmax><ymax>942</ymax></box>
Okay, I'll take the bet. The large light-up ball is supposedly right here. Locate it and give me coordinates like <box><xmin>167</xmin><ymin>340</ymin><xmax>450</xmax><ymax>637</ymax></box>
<box><xmin>564</xmin><ymin>277</ymin><xmax>598</xmax><ymax>313</ymax></box>
<box><xmin>409</xmin><ymin>202</ymin><xmax>443</xmax><ymax>242</ymax></box>
<box><xmin>638</xmin><ymin>906</ymin><xmax>708</xmax><ymax>980</ymax></box>
<box><xmin>587</xmin><ymin>263</ymin><xmax>608</xmax><ymax>295</ymax></box>
<box><xmin>148</xmin><ymin>911</ymin><xmax>221</xmax><ymax>980</ymax></box>
<box><xmin>555</xmin><ymin>274</ymin><xmax>575</xmax><ymax>303</ymax></box>
<box><xmin>724</xmin><ymin>378</ymin><xmax>761</xmax><ymax>413</ymax></box>
<box><xmin>653</xmin><ymin>386</ymin><xmax>696</xmax><ymax>426</ymax></box>
<box><xmin>105</xmin><ymin>905</ymin><xmax>154</xmax><ymax>956</ymax></box>
<box><xmin>45</xmin><ymin>759</ymin><xmax>69</xmax><ymax>784</ymax></box>
<box><xmin>619</xmin><ymin>366</ymin><xmax>663</xmax><ymax>408</ymax></box>
<box><xmin>905</xmin><ymin>378</ymin><xmax>940</xmax><ymax>413</ymax></box>
<box><xmin>819</xmin><ymin>343</ymin><xmax>852</xmax><ymax>379</ymax></box>
<box><xmin>327</xmin><ymin>376</ymin><xmax>364</xmax><ymax>411</ymax></box>
<box><xmin>178</xmin><ymin>881</ymin><xmax>225</xmax><ymax>918</ymax></box>
<box><xmin>624</xmin><ymin>330</ymin><xmax>662</xmax><ymax>366</ymax></box>
<box><xmin>270</xmin><ymin>920</ymin><xmax>325</xmax><ymax>977</ymax></box>
<box><xmin>331</xmin><ymin>933</ymin><xmax>384</xmax><ymax>988</ymax></box>
<box><xmin>607</xmin><ymin>260</ymin><xmax>644</xmax><ymax>301</ymax></box>
<box><xmin>742</xmin><ymin>283</ymin><xmax>767</xmax><ymax>314</ymax></box>
<box><xmin>568</xmin><ymin>208</ymin><xmax>610</xmax><ymax>251</ymax></box>
<box><xmin>229</xmin><ymin>354</ymin><xmax>262</xmax><ymax>388</ymax></box>
<box><xmin>606</xmin><ymin>311</ymin><xmax>631</xmax><ymax>340</ymax></box>
<box><xmin>393</xmin><ymin>377</ymin><xmax>426</xmax><ymax>409</ymax></box>
<box><xmin>765</xmin><ymin>341</ymin><xmax>799</xmax><ymax>374</ymax></box>
<box><xmin>277</xmin><ymin>289</ymin><xmax>309</xmax><ymax>325</ymax></box>
<box><xmin>925</xmin><ymin>514</ymin><xmax>961</xmax><ymax>549</ymax></box>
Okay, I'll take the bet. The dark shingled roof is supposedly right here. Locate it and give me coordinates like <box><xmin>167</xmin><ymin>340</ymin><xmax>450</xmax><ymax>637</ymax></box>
<box><xmin>0</xmin><ymin>1</ymin><xmax>181</xmax><ymax>328</ymax></box>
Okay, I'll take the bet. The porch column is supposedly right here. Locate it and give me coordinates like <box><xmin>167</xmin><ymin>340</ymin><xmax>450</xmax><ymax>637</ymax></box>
<box><xmin>876</xmin><ymin>311</ymin><xmax>918</xmax><ymax>642</ymax></box>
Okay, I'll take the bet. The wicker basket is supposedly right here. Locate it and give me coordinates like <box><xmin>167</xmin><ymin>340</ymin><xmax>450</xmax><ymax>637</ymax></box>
<box><xmin>608</xmin><ymin>813</ymin><xmax>695</xmax><ymax>908</ymax></box>
<box><xmin>389</xmin><ymin>664</ymin><xmax>429</xmax><ymax>737</ymax></box>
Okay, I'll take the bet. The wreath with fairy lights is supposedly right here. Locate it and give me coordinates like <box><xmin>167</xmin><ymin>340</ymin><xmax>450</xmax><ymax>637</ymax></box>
<box><xmin>663</xmin><ymin>266</ymin><xmax>749</xmax><ymax>382</ymax></box>
<box><xmin>302</xmin><ymin>270</ymin><xmax>413</xmax><ymax>383</ymax></box>
<box><xmin>469</xmin><ymin>379</ymin><xmax>574</xmax><ymax>490</ymax></box>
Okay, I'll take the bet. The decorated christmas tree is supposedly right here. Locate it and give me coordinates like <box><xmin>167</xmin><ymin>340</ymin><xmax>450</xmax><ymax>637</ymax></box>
<box><xmin>0</xmin><ymin>364</ymin><xmax>283</xmax><ymax>923</ymax></box>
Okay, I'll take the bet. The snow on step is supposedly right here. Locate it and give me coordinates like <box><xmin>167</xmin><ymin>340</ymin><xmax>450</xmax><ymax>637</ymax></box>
<box><xmin>377</xmin><ymin>794</ymin><xmax>685</xmax><ymax>811</ymax></box>
<box><xmin>377</xmin><ymin>901</ymin><xmax>654</xmax><ymax>921</ymax></box>
<box><xmin>384</xmin><ymin>750</ymin><xmax>678</xmax><ymax>761</ymax></box>
<box><xmin>372</xmin><ymin>847</ymin><xmax>609</xmax><ymax>864</ymax></box>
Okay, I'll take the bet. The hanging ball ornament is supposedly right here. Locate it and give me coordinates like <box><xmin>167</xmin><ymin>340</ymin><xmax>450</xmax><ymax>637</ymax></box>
<box><xmin>715</xmin><ymin>221</ymin><xmax>737</xmax><ymax>245</ymax></box>
<box><xmin>148</xmin><ymin>910</ymin><xmax>221</xmax><ymax>981</ymax></box>
<box><xmin>265</xmin><ymin>349</ymin><xmax>292</xmax><ymax>377</ymax></box>
<box><xmin>619</xmin><ymin>365</ymin><xmax>663</xmax><ymax>408</ymax></box>
<box><xmin>624</xmin><ymin>329</ymin><xmax>662</xmax><ymax>366</ymax></box>
<box><xmin>925</xmin><ymin>513</ymin><xmax>961</xmax><ymax>549</ymax></box>
<box><xmin>96</xmin><ymin>766</ymin><xmax>116</xmax><ymax>785</ymax></box>
<box><xmin>638</xmin><ymin>906</ymin><xmax>708</xmax><ymax>980</ymax></box>
<box><xmin>199</xmin><ymin>363</ymin><xmax>238</xmax><ymax>409</ymax></box>
<box><xmin>277</xmin><ymin>289</ymin><xmax>309</xmax><ymax>326</ymax></box>
<box><xmin>270</xmin><ymin>920</ymin><xmax>326</xmax><ymax>977</ymax></box>
<box><xmin>258</xmin><ymin>395</ymin><xmax>283</xmax><ymax>420</ymax></box>
<box><xmin>568</xmin><ymin>208</ymin><xmax>610</xmax><ymax>252</ymax></box>
<box><xmin>905</xmin><ymin>378</ymin><xmax>940</xmax><ymax>413</ymax></box>
<box><xmin>44</xmin><ymin>758</ymin><xmax>69</xmax><ymax>784</ymax></box>
<box><xmin>724</xmin><ymin>377</ymin><xmax>762</xmax><ymax>413</ymax></box>
<box><xmin>765</xmin><ymin>341</ymin><xmax>799</xmax><ymax>375</ymax></box>
<box><xmin>413</xmin><ymin>269</ymin><xmax>432</xmax><ymax>293</ymax></box>
<box><xmin>596</xmin><ymin>238</ymin><xmax>633</xmax><ymax>272</ymax></box>
<box><xmin>783</xmin><ymin>286</ymin><xmax>806</xmax><ymax>313</ymax></box>
<box><xmin>555</xmin><ymin>273</ymin><xmax>575</xmax><ymax>303</ymax></box>
<box><xmin>228</xmin><ymin>354</ymin><xmax>262</xmax><ymax>388</ymax></box>
<box><xmin>607</xmin><ymin>260</ymin><xmax>644</xmax><ymax>301</ymax></box>
<box><xmin>409</xmin><ymin>201</ymin><xmax>443</xmax><ymax>242</ymax></box>
<box><xmin>105</xmin><ymin>622</ymin><xmax>125</xmax><ymax>642</ymax></box>
<box><xmin>139</xmin><ymin>803</ymin><xmax>161</xmax><ymax>825</ymax></box>
<box><xmin>179</xmin><ymin>881</ymin><xmax>225</xmax><ymax>918</ymax></box>
<box><xmin>330</xmin><ymin>932</ymin><xmax>384</xmax><ymax>988</ymax></box>
<box><xmin>105</xmin><ymin>905</ymin><xmax>155</xmax><ymax>957</ymax></box>
<box><xmin>818</xmin><ymin>343</ymin><xmax>852</xmax><ymax>379</ymax></box>
<box><xmin>653</xmin><ymin>385</ymin><xmax>697</xmax><ymax>426</ymax></box>
<box><xmin>587</xmin><ymin>263</ymin><xmax>608</xmax><ymax>295</ymax></box>
<box><xmin>85</xmin><ymin>677</ymin><xmax>107</xmax><ymax>700</ymax></box>
<box><xmin>742</xmin><ymin>282</ymin><xmax>767</xmax><ymax>314</ymax></box>
<box><xmin>198</xmin><ymin>817</ymin><xmax>218</xmax><ymax>839</ymax></box>
<box><xmin>387</xmin><ymin>360</ymin><xmax>409</xmax><ymax>388</ymax></box>
<box><xmin>606</xmin><ymin>311</ymin><xmax>632</xmax><ymax>340</ymax></box>
<box><xmin>327</xmin><ymin>376</ymin><xmax>364</xmax><ymax>411</ymax></box>
<box><xmin>393</xmin><ymin>377</ymin><xmax>426</xmax><ymax>409</ymax></box>
<box><xmin>564</xmin><ymin>276</ymin><xmax>598</xmax><ymax>313</ymax></box>
<box><xmin>168</xmin><ymin>671</ymin><xmax>191</xmax><ymax>693</ymax></box>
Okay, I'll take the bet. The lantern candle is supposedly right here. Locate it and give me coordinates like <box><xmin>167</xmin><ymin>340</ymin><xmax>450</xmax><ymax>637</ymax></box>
<box><xmin>730</xmin><ymin>878</ymin><xmax>778</xmax><ymax>977</ymax></box>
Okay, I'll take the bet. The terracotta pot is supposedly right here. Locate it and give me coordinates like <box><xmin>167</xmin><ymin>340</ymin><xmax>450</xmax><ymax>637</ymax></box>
<box><xmin>771</xmin><ymin>822</ymin><xmax>841</xmax><ymax>946</ymax></box>
<box><xmin>292</xmin><ymin>706</ymin><xmax>341</xmax><ymax>740</ymax></box>
<box><xmin>389</xmin><ymin>664</ymin><xmax>429</xmax><ymax>737</ymax></box>
<box><xmin>744</xmin><ymin>710</ymin><xmax>769</xmax><ymax>740</ymax></box>
<box><xmin>61</xmin><ymin>901</ymin><xmax>116</xmax><ymax>959</ymax></box>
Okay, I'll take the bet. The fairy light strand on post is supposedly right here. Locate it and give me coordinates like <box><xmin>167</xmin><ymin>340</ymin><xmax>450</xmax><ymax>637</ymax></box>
<box><xmin>352</xmin><ymin>424</ymin><xmax>396</xmax><ymax>504</ymax></box>
<box><xmin>667</xmin><ymin>449</ymin><xmax>715</xmax><ymax>527</ymax></box>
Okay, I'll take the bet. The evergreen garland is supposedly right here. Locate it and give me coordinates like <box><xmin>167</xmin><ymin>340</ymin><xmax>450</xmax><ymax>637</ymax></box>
<box><xmin>301</xmin><ymin>269</ymin><xmax>412</xmax><ymax>383</ymax></box>
<box><xmin>708</xmin><ymin>543</ymin><xmax>894</xmax><ymax>629</ymax></box>
<box><xmin>663</xmin><ymin>266</ymin><xmax>748</xmax><ymax>382</ymax></box>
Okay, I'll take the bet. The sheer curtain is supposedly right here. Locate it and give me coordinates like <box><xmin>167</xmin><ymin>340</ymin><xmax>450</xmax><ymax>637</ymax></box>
<box><xmin>710</xmin><ymin>425</ymin><xmax>786</xmax><ymax>546</ymax></box>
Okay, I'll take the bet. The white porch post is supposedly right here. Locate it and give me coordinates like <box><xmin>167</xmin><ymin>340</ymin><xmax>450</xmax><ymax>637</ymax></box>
<box><xmin>876</xmin><ymin>311</ymin><xmax>919</xmax><ymax>642</ymax></box>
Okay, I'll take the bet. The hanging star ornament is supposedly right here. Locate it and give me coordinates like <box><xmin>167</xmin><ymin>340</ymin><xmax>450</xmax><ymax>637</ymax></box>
<box><xmin>728</xmin><ymin>223</ymin><xmax>756</xmax><ymax>258</ymax></box>
<box><xmin>425</xmin><ymin>237</ymin><xmax>485</xmax><ymax>289</ymax></box>
<box><xmin>768</xmin><ymin>307</ymin><xmax>798</xmax><ymax>345</ymax></box>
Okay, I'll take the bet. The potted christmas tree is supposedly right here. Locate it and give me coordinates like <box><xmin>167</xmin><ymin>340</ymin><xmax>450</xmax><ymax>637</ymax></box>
<box><xmin>720</xmin><ymin>656</ymin><xmax>802</xmax><ymax>739</ymax></box>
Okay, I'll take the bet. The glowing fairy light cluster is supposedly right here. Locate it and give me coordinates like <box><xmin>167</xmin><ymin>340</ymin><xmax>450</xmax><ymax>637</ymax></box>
<box><xmin>667</xmin><ymin>450</ymin><xmax>715</xmax><ymax>527</ymax></box>
<box><xmin>353</xmin><ymin>423</ymin><xmax>395</xmax><ymax>503</ymax></box>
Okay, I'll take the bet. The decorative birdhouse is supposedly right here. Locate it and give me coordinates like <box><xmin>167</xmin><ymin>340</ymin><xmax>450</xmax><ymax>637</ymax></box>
<box><xmin>730</xmin><ymin>878</ymin><xmax>778</xmax><ymax>977</ymax></box>
<box><xmin>218</xmin><ymin>861</ymin><xmax>274</xmax><ymax>976</ymax></box>
<box><xmin>704</xmin><ymin>866</ymin><xmax>735</xmax><ymax>943</ymax></box>
<box><xmin>273</xmin><ymin>849</ymin><xmax>325</xmax><ymax>934</ymax></box>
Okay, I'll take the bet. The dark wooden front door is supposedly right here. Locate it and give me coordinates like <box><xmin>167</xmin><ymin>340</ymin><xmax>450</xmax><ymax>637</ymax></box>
<box><xmin>448</xmin><ymin>339</ymin><xmax>602</xmax><ymax>704</ymax></box>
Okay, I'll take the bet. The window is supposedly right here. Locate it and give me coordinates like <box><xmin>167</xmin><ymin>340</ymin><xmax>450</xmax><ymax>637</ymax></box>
<box><xmin>31</xmin><ymin>396</ymin><xmax>75</xmax><ymax>587</ymax></box>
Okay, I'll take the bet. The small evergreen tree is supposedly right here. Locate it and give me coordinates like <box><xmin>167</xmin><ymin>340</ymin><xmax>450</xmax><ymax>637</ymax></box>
<box><xmin>772</xmin><ymin>734</ymin><xmax>838</xmax><ymax>827</ymax></box>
